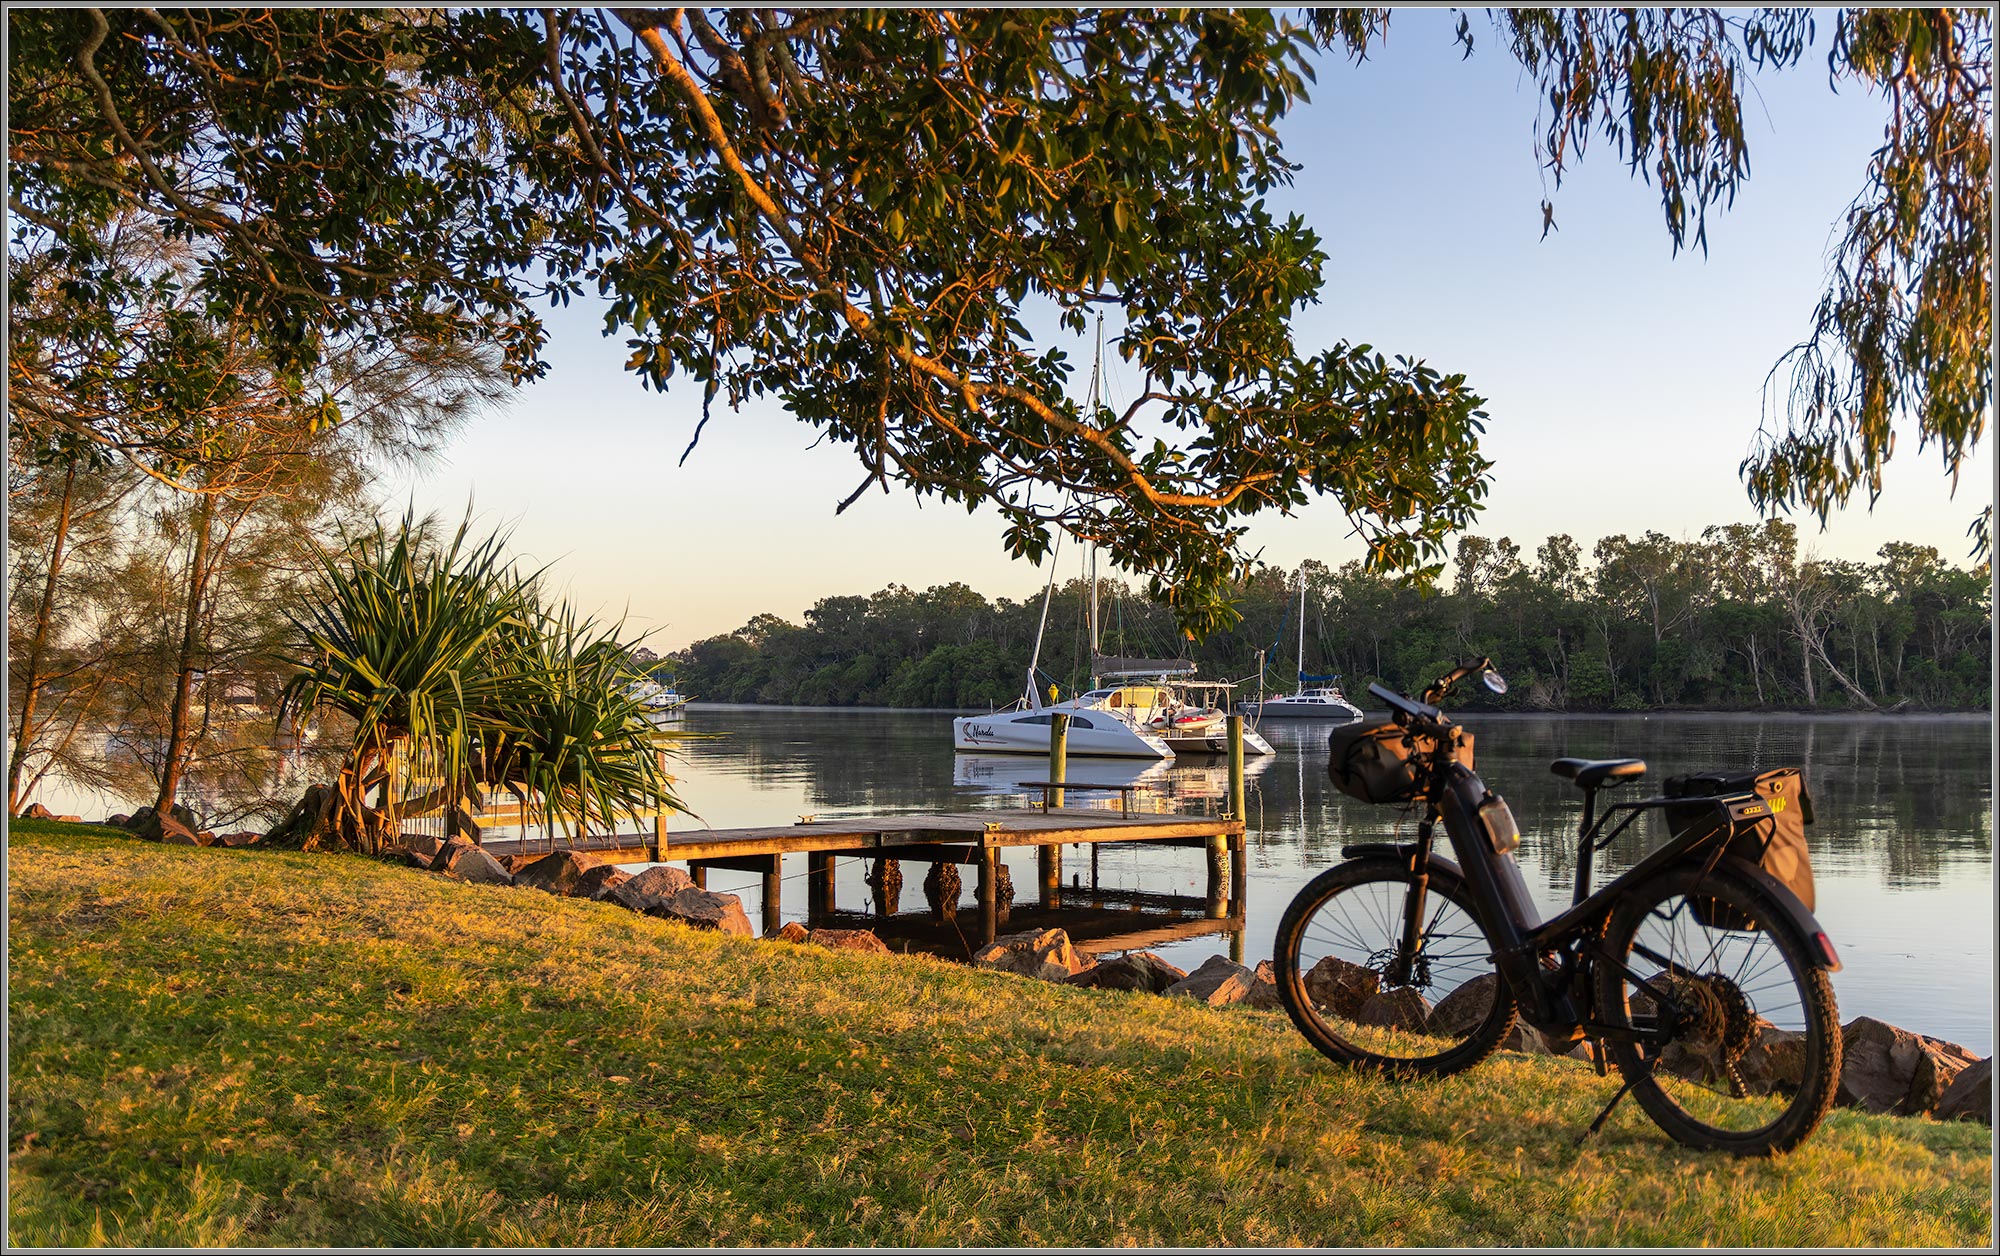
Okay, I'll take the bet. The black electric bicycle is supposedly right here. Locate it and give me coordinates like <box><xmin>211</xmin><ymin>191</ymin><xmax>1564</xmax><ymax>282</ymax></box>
<box><xmin>1273</xmin><ymin>658</ymin><xmax>1843</xmax><ymax>1156</ymax></box>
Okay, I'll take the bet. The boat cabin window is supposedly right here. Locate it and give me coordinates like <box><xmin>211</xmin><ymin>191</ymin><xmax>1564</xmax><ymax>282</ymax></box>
<box><xmin>1017</xmin><ymin>713</ymin><xmax>1095</xmax><ymax>729</ymax></box>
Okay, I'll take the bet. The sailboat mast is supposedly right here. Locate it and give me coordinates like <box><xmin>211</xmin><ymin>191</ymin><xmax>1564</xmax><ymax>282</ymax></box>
<box><xmin>1026</xmin><ymin>531</ymin><xmax>1062</xmax><ymax>708</ymax></box>
<box><xmin>1296</xmin><ymin>568</ymin><xmax>1306</xmax><ymax>685</ymax></box>
<box><xmin>1086</xmin><ymin>316</ymin><xmax>1103</xmax><ymax>687</ymax></box>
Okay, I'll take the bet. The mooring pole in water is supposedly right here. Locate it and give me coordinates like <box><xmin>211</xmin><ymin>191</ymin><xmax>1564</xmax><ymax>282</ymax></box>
<box><xmin>1039</xmin><ymin>843</ymin><xmax>1061</xmax><ymax>910</ymax></box>
<box><xmin>1048</xmin><ymin>713</ymin><xmax>1069</xmax><ymax>810</ymax></box>
<box><xmin>808</xmin><ymin>851</ymin><xmax>836</xmax><ymax>921</ymax></box>
<box><xmin>1227</xmin><ymin>715</ymin><xmax>1246</xmax><ymax>822</ymax></box>
<box><xmin>1209</xmin><ymin>714</ymin><xmax>1245</xmax><ymax>918</ymax></box>
<box><xmin>761</xmin><ymin>854</ymin><xmax>782</xmax><ymax>933</ymax></box>
<box><xmin>651</xmin><ymin>749</ymin><xmax>670</xmax><ymax>861</ymax></box>
<box><xmin>690</xmin><ymin>862</ymin><xmax>707</xmax><ymax>889</ymax></box>
<box><xmin>977</xmin><ymin>845</ymin><xmax>999</xmax><ymax>943</ymax></box>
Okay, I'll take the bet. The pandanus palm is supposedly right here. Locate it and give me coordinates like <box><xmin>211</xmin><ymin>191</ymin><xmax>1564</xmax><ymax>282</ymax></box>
<box><xmin>279</xmin><ymin>514</ymin><xmax>678</xmax><ymax>852</ymax></box>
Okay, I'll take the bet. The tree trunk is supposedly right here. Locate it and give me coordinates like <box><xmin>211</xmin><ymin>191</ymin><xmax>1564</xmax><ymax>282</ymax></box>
<box><xmin>154</xmin><ymin>492</ymin><xmax>217</xmax><ymax>813</ymax></box>
<box><xmin>8</xmin><ymin>462</ymin><xmax>78</xmax><ymax>814</ymax></box>
<box><xmin>1748</xmin><ymin>635</ymin><xmax>1764</xmax><ymax>705</ymax></box>
<box><xmin>1798</xmin><ymin>633</ymin><xmax>1816</xmax><ymax>706</ymax></box>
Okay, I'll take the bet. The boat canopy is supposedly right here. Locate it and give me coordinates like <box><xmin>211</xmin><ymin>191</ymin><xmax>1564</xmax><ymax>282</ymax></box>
<box><xmin>1298</xmin><ymin>672</ymin><xmax>1345</xmax><ymax>685</ymax></box>
<box><xmin>1093</xmin><ymin>653</ymin><xmax>1196</xmax><ymax>679</ymax></box>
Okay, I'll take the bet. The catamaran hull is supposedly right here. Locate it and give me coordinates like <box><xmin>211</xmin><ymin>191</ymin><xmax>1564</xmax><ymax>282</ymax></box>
<box><xmin>952</xmin><ymin>711</ymin><xmax>1174</xmax><ymax>758</ymax></box>
<box><xmin>1162</xmin><ymin>725</ymin><xmax>1276</xmax><ymax>756</ymax></box>
<box><xmin>1255</xmin><ymin>699</ymin><xmax>1363</xmax><ymax>721</ymax></box>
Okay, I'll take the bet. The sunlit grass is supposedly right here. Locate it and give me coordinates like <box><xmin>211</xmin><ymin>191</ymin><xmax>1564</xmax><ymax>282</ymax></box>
<box><xmin>8</xmin><ymin>820</ymin><xmax>1990</xmax><ymax>1247</ymax></box>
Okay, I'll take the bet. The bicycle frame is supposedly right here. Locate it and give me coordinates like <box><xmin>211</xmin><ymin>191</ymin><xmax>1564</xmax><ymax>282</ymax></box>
<box><xmin>1369</xmin><ymin>676</ymin><xmax>1839</xmax><ymax>1044</ymax></box>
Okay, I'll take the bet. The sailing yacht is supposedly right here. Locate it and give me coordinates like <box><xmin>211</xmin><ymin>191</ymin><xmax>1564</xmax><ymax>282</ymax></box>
<box><xmin>1253</xmin><ymin>571</ymin><xmax>1364</xmax><ymax>721</ymax></box>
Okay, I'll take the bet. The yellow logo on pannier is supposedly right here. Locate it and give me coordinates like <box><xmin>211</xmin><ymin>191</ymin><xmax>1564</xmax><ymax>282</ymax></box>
<box><xmin>1771</xmin><ymin>796</ymin><xmax>1787</xmax><ymax>813</ymax></box>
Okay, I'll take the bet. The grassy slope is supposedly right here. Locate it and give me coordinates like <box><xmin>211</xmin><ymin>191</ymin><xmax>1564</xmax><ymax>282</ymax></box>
<box><xmin>7</xmin><ymin>820</ymin><xmax>1990</xmax><ymax>1248</ymax></box>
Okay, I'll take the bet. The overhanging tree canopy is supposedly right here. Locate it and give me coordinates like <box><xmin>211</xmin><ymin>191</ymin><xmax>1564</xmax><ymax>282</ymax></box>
<box><xmin>10</xmin><ymin>8</ymin><xmax>1989</xmax><ymax>634</ymax></box>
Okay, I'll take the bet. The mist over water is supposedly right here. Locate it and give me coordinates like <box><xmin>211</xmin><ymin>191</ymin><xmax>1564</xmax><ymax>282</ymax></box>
<box><xmin>667</xmin><ymin>706</ymin><xmax>1994</xmax><ymax>1055</ymax></box>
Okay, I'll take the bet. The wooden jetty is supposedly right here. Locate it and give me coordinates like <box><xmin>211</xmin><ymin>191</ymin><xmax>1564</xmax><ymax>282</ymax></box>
<box><xmin>486</xmin><ymin>807</ymin><xmax>1248</xmax><ymax>950</ymax></box>
<box><xmin>484</xmin><ymin>713</ymin><xmax>1258</xmax><ymax>956</ymax></box>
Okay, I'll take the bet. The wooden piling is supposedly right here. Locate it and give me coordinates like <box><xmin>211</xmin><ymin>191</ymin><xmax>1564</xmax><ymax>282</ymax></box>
<box><xmin>1206</xmin><ymin>834</ymin><xmax>1228</xmax><ymax>919</ymax></box>
<box><xmin>652</xmin><ymin>750</ymin><xmax>670</xmax><ymax>861</ymax></box>
<box><xmin>808</xmin><ymin>851</ymin><xmax>836</xmax><ymax>920</ymax></box>
<box><xmin>689</xmin><ymin>863</ymin><xmax>707</xmax><ymax>889</ymax></box>
<box><xmin>977</xmin><ymin>845</ymin><xmax>999</xmax><ymax>944</ymax></box>
<box><xmin>1048</xmin><ymin>713</ymin><xmax>1069</xmax><ymax>809</ymax></box>
<box><xmin>1227</xmin><ymin>714</ymin><xmax>1246</xmax><ymax>821</ymax></box>
<box><xmin>761</xmin><ymin>854</ymin><xmax>782</xmax><ymax>933</ymax></box>
<box><xmin>1038</xmin><ymin>844</ymin><xmax>1061</xmax><ymax>909</ymax></box>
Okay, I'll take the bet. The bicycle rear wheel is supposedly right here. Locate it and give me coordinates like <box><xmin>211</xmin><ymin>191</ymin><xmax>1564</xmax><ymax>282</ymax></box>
<box><xmin>1274</xmin><ymin>856</ymin><xmax>1516</xmax><ymax>1077</ymax></box>
<box><xmin>1594</xmin><ymin>861</ymin><xmax>1840</xmax><ymax>1155</ymax></box>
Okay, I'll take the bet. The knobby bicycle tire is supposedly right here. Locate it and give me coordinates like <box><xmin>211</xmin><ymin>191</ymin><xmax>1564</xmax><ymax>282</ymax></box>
<box><xmin>1594</xmin><ymin>860</ymin><xmax>1841</xmax><ymax>1155</ymax></box>
<box><xmin>1274</xmin><ymin>856</ymin><xmax>1518</xmax><ymax>1078</ymax></box>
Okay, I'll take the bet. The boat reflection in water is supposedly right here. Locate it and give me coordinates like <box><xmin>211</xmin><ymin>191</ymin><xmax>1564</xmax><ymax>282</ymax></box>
<box><xmin>951</xmin><ymin>752</ymin><xmax>1271</xmax><ymax>815</ymax></box>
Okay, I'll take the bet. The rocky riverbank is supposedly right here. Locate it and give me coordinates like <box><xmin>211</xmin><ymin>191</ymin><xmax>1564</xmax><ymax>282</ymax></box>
<box><xmin>78</xmin><ymin>809</ymin><xmax>1993</xmax><ymax>1129</ymax></box>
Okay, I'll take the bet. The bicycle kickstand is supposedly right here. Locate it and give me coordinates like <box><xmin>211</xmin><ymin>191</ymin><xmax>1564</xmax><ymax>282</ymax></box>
<box><xmin>1575</xmin><ymin>1053</ymin><xmax>1655</xmax><ymax>1148</ymax></box>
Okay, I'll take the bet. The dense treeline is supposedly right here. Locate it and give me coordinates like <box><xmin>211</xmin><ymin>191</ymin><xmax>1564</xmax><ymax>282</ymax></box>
<box><xmin>670</xmin><ymin>521</ymin><xmax>1991</xmax><ymax>712</ymax></box>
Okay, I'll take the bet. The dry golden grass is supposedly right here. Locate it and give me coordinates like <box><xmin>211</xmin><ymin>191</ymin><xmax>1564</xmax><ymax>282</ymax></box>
<box><xmin>7</xmin><ymin>821</ymin><xmax>1991</xmax><ymax>1247</ymax></box>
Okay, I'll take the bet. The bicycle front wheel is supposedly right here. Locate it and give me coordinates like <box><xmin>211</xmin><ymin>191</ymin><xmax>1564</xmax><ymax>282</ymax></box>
<box><xmin>1274</xmin><ymin>856</ymin><xmax>1516</xmax><ymax>1077</ymax></box>
<box><xmin>1594</xmin><ymin>861</ymin><xmax>1841</xmax><ymax>1155</ymax></box>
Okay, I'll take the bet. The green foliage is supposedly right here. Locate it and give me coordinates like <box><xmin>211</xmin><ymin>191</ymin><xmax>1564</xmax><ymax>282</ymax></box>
<box><xmin>280</xmin><ymin>513</ymin><xmax>676</xmax><ymax>850</ymax></box>
<box><xmin>8</xmin><ymin>825</ymin><xmax>1992</xmax><ymax>1247</ymax></box>
<box><xmin>674</xmin><ymin>524</ymin><xmax>1990</xmax><ymax>712</ymax></box>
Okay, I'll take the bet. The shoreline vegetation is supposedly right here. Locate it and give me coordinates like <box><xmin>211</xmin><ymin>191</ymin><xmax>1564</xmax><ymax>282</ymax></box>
<box><xmin>667</xmin><ymin>528</ymin><xmax>1991</xmax><ymax>716</ymax></box>
<box><xmin>9</xmin><ymin>819</ymin><xmax>1992</xmax><ymax>1247</ymax></box>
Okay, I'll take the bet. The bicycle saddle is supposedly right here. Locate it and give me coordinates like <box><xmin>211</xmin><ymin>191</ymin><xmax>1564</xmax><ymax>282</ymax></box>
<box><xmin>1550</xmin><ymin>757</ymin><xmax>1647</xmax><ymax>789</ymax></box>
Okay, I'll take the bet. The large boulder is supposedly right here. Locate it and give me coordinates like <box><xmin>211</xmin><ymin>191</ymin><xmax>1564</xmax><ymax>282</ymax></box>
<box><xmin>577</xmin><ymin>865</ymin><xmax>634</xmax><ymax>902</ymax></box>
<box><xmin>1837</xmin><ymin>1017</ymin><xmax>1982</xmax><ymax>1116</ymax></box>
<box><xmin>768</xmin><ymin>921</ymin><xmax>811</xmax><ymax>943</ymax></box>
<box><xmin>1427</xmin><ymin>974</ymin><xmax>1500</xmax><ymax>1039</ymax></box>
<box><xmin>1300</xmin><ymin>954</ymin><xmax>1380</xmax><ymax>1020</ymax></box>
<box><xmin>1935</xmin><ymin>1058</ymin><xmax>1992</xmax><ymax>1125</ymax></box>
<box><xmin>1064</xmin><ymin>952</ymin><xmax>1187</xmax><ymax>995</ymax></box>
<box><xmin>808</xmin><ymin>928</ymin><xmax>893</xmax><ymax>955</ymax></box>
<box><xmin>104</xmin><ymin>814</ymin><xmax>131</xmax><ymax>828</ymax></box>
<box><xmin>20</xmin><ymin>802</ymin><xmax>54</xmax><ymax>820</ymax></box>
<box><xmin>972</xmin><ymin>928</ymin><xmax>1095</xmax><ymax>981</ymax></box>
<box><xmin>608</xmin><ymin>865</ymin><xmax>697</xmax><ymax>913</ymax></box>
<box><xmin>642</xmin><ymin>887</ymin><xmax>754</xmax><ymax>937</ymax></box>
<box><xmin>1733</xmin><ymin>1024</ymin><xmax>1810</xmax><ymax>1095</ymax></box>
<box><xmin>1355</xmin><ymin>987</ymin><xmax>1432</xmax><ymax>1034</ymax></box>
<box><xmin>400</xmin><ymin>832</ymin><xmax>444</xmax><ymax>860</ymax></box>
<box><xmin>512</xmin><ymin>850</ymin><xmax>610</xmax><ymax>897</ymax></box>
<box><xmin>1166</xmin><ymin>955</ymin><xmax>1259</xmax><ymax>1007</ymax></box>
<box><xmin>432</xmin><ymin>838</ymin><xmax>513</xmax><ymax>886</ymax></box>
<box><xmin>213</xmin><ymin>831</ymin><xmax>263</xmax><ymax>848</ymax></box>
<box><xmin>1243</xmin><ymin>960</ymin><xmax>1286</xmax><ymax>1010</ymax></box>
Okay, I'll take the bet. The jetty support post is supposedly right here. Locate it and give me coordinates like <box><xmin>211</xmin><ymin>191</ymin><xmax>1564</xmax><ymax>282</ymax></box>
<box><xmin>1208</xmin><ymin>715</ymin><xmax>1245</xmax><ymax>917</ymax></box>
<box><xmin>1048</xmin><ymin>713</ymin><xmax>1069</xmax><ymax>810</ymax></box>
<box><xmin>1038</xmin><ymin>841</ymin><xmax>1061</xmax><ymax>910</ymax></box>
<box><xmin>977</xmin><ymin>843</ymin><xmax>999</xmax><ymax>944</ymax></box>
<box><xmin>808</xmin><ymin>851</ymin><xmax>836</xmax><ymax>923</ymax></box>
<box><xmin>650</xmin><ymin>749</ymin><xmax>670</xmax><ymax>861</ymax></box>
<box><xmin>761</xmin><ymin>854</ymin><xmax>783</xmax><ymax>933</ymax></box>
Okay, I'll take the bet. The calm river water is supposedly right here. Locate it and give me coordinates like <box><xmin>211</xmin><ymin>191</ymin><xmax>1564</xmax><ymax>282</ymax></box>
<box><xmin>664</xmin><ymin>705</ymin><xmax>1993</xmax><ymax>1055</ymax></box>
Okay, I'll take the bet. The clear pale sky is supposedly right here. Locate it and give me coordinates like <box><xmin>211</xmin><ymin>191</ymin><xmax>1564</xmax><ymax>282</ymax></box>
<box><xmin>386</xmin><ymin>11</ymin><xmax>1992</xmax><ymax>653</ymax></box>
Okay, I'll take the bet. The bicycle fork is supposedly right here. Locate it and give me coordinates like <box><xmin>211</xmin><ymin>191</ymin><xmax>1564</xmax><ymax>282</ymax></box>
<box><xmin>1386</xmin><ymin>817</ymin><xmax>1437</xmax><ymax>986</ymax></box>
